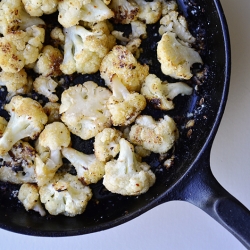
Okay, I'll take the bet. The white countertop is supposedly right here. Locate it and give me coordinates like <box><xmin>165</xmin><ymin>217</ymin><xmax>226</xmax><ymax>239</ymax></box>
<box><xmin>1</xmin><ymin>0</ymin><xmax>250</xmax><ymax>249</ymax></box>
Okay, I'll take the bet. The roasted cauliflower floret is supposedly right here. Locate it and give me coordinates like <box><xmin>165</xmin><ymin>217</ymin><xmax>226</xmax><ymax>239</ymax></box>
<box><xmin>129</xmin><ymin>115</ymin><xmax>179</xmax><ymax>154</ymax></box>
<box><xmin>94</xmin><ymin>128</ymin><xmax>122</xmax><ymax>162</ymax></box>
<box><xmin>39</xmin><ymin>173</ymin><xmax>93</xmax><ymax>217</ymax></box>
<box><xmin>157</xmin><ymin>32</ymin><xmax>203</xmax><ymax>80</ymax></box>
<box><xmin>103</xmin><ymin>138</ymin><xmax>156</xmax><ymax>196</ymax></box>
<box><xmin>0</xmin><ymin>25</ymin><xmax>45</xmax><ymax>72</ymax></box>
<box><xmin>0</xmin><ymin>69</ymin><xmax>32</xmax><ymax>100</ymax></box>
<box><xmin>0</xmin><ymin>0</ymin><xmax>45</xmax><ymax>35</ymax></box>
<box><xmin>109</xmin><ymin>0</ymin><xmax>139</xmax><ymax>24</ymax></box>
<box><xmin>60</xmin><ymin>24</ymin><xmax>115</xmax><ymax>75</ymax></box>
<box><xmin>0</xmin><ymin>117</ymin><xmax>7</xmax><ymax>137</ymax></box>
<box><xmin>59</xmin><ymin>82</ymin><xmax>112</xmax><ymax>140</ymax></box>
<box><xmin>161</xmin><ymin>0</ymin><xmax>177</xmax><ymax>16</ymax></box>
<box><xmin>43</xmin><ymin>102</ymin><xmax>60</xmax><ymax>123</ymax></box>
<box><xmin>34</xmin><ymin>45</ymin><xmax>63</xmax><ymax>77</ymax></box>
<box><xmin>33</xmin><ymin>76</ymin><xmax>59</xmax><ymax>103</ymax></box>
<box><xmin>134</xmin><ymin>0</ymin><xmax>162</xmax><ymax>24</ymax></box>
<box><xmin>0</xmin><ymin>96</ymin><xmax>48</xmax><ymax>155</ymax></box>
<box><xmin>141</xmin><ymin>74</ymin><xmax>192</xmax><ymax>110</ymax></box>
<box><xmin>18</xmin><ymin>183</ymin><xmax>46</xmax><ymax>216</ymax></box>
<box><xmin>0</xmin><ymin>140</ymin><xmax>37</xmax><ymax>184</ymax></box>
<box><xmin>62</xmin><ymin>147</ymin><xmax>105</xmax><ymax>185</ymax></box>
<box><xmin>22</xmin><ymin>0</ymin><xmax>59</xmax><ymax>16</ymax></box>
<box><xmin>58</xmin><ymin>0</ymin><xmax>114</xmax><ymax>28</ymax></box>
<box><xmin>100</xmin><ymin>45</ymin><xmax>149</xmax><ymax>92</ymax></box>
<box><xmin>50</xmin><ymin>27</ymin><xmax>65</xmax><ymax>48</ymax></box>
<box><xmin>159</xmin><ymin>10</ymin><xmax>195</xmax><ymax>43</ymax></box>
<box><xmin>35</xmin><ymin>122</ymin><xmax>71</xmax><ymax>186</ymax></box>
<box><xmin>107</xmin><ymin>75</ymin><xmax>146</xmax><ymax>126</ymax></box>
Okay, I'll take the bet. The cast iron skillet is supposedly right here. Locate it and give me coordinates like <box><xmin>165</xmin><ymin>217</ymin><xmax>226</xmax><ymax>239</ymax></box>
<box><xmin>0</xmin><ymin>0</ymin><xmax>250</xmax><ymax>248</ymax></box>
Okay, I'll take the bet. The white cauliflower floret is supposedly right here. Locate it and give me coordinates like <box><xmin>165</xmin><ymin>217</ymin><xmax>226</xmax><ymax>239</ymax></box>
<box><xmin>107</xmin><ymin>75</ymin><xmax>146</xmax><ymax>126</ymax></box>
<box><xmin>58</xmin><ymin>0</ymin><xmax>114</xmax><ymax>28</ymax></box>
<box><xmin>0</xmin><ymin>96</ymin><xmax>48</xmax><ymax>155</ymax></box>
<box><xmin>134</xmin><ymin>0</ymin><xmax>162</xmax><ymax>24</ymax></box>
<box><xmin>62</xmin><ymin>147</ymin><xmax>105</xmax><ymax>185</ymax></box>
<box><xmin>39</xmin><ymin>173</ymin><xmax>93</xmax><ymax>217</ymax></box>
<box><xmin>141</xmin><ymin>74</ymin><xmax>192</xmax><ymax>110</ymax></box>
<box><xmin>134</xmin><ymin>145</ymin><xmax>151</xmax><ymax>158</ymax></box>
<box><xmin>157</xmin><ymin>32</ymin><xmax>203</xmax><ymax>80</ymax></box>
<box><xmin>43</xmin><ymin>102</ymin><xmax>60</xmax><ymax>123</ymax></box>
<box><xmin>0</xmin><ymin>25</ymin><xmax>45</xmax><ymax>73</ymax></box>
<box><xmin>50</xmin><ymin>27</ymin><xmax>65</xmax><ymax>48</ymax></box>
<box><xmin>129</xmin><ymin>115</ymin><xmax>179</xmax><ymax>153</ymax></box>
<box><xmin>0</xmin><ymin>0</ymin><xmax>45</xmax><ymax>35</ymax></box>
<box><xmin>35</xmin><ymin>122</ymin><xmax>71</xmax><ymax>186</ymax></box>
<box><xmin>159</xmin><ymin>10</ymin><xmax>195</xmax><ymax>43</ymax></box>
<box><xmin>33</xmin><ymin>76</ymin><xmax>59</xmax><ymax>103</ymax></box>
<box><xmin>94</xmin><ymin>128</ymin><xmax>122</xmax><ymax>162</ymax></box>
<box><xmin>0</xmin><ymin>141</ymin><xmax>37</xmax><ymax>184</ymax></box>
<box><xmin>100</xmin><ymin>45</ymin><xmax>149</xmax><ymax>92</ymax></box>
<box><xmin>109</xmin><ymin>0</ymin><xmax>139</xmax><ymax>24</ymax></box>
<box><xmin>18</xmin><ymin>183</ymin><xmax>46</xmax><ymax>216</ymax></box>
<box><xmin>60</xmin><ymin>24</ymin><xmax>115</xmax><ymax>75</ymax></box>
<box><xmin>60</xmin><ymin>82</ymin><xmax>112</xmax><ymax>140</ymax></box>
<box><xmin>0</xmin><ymin>69</ymin><xmax>32</xmax><ymax>100</ymax></box>
<box><xmin>103</xmin><ymin>138</ymin><xmax>156</xmax><ymax>196</ymax></box>
<box><xmin>161</xmin><ymin>0</ymin><xmax>177</xmax><ymax>16</ymax></box>
<box><xmin>34</xmin><ymin>45</ymin><xmax>63</xmax><ymax>77</ymax></box>
<box><xmin>22</xmin><ymin>0</ymin><xmax>59</xmax><ymax>16</ymax></box>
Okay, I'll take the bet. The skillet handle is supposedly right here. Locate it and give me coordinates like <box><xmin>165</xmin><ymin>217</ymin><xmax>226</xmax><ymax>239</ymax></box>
<box><xmin>168</xmin><ymin>145</ymin><xmax>250</xmax><ymax>249</ymax></box>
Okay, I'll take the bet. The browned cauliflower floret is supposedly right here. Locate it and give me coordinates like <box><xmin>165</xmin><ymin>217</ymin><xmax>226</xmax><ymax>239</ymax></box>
<box><xmin>100</xmin><ymin>45</ymin><xmax>149</xmax><ymax>92</ymax></box>
<box><xmin>129</xmin><ymin>115</ymin><xmax>179</xmax><ymax>154</ymax></box>
<box><xmin>59</xmin><ymin>82</ymin><xmax>112</xmax><ymax>140</ymax></box>
<box><xmin>0</xmin><ymin>69</ymin><xmax>32</xmax><ymax>100</ymax></box>
<box><xmin>33</xmin><ymin>76</ymin><xmax>59</xmax><ymax>103</ymax></box>
<box><xmin>50</xmin><ymin>27</ymin><xmax>65</xmax><ymax>48</ymax></box>
<box><xmin>107</xmin><ymin>75</ymin><xmax>146</xmax><ymax>126</ymax></box>
<box><xmin>62</xmin><ymin>147</ymin><xmax>105</xmax><ymax>185</ymax></box>
<box><xmin>157</xmin><ymin>32</ymin><xmax>203</xmax><ymax>80</ymax></box>
<box><xmin>60</xmin><ymin>24</ymin><xmax>116</xmax><ymax>75</ymax></box>
<box><xmin>0</xmin><ymin>96</ymin><xmax>48</xmax><ymax>155</ymax></box>
<box><xmin>22</xmin><ymin>0</ymin><xmax>59</xmax><ymax>16</ymax></box>
<box><xmin>0</xmin><ymin>117</ymin><xmax>7</xmax><ymax>138</ymax></box>
<box><xmin>94</xmin><ymin>128</ymin><xmax>122</xmax><ymax>162</ymax></box>
<box><xmin>39</xmin><ymin>173</ymin><xmax>93</xmax><ymax>217</ymax></box>
<box><xmin>35</xmin><ymin>122</ymin><xmax>71</xmax><ymax>186</ymax></box>
<box><xmin>0</xmin><ymin>0</ymin><xmax>45</xmax><ymax>35</ymax></box>
<box><xmin>58</xmin><ymin>0</ymin><xmax>114</xmax><ymax>28</ymax></box>
<box><xmin>18</xmin><ymin>183</ymin><xmax>46</xmax><ymax>216</ymax></box>
<box><xmin>34</xmin><ymin>45</ymin><xmax>63</xmax><ymax>77</ymax></box>
<box><xmin>141</xmin><ymin>74</ymin><xmax>192</xmax><ymax>110</ymax></box>
<box><xmin>103</xmin><ymin>138</ymin><xmax>156</xmax><ymax>196</ymax></box>
<box><xmin>43</xmin><ymin>102</ymin><xmax>60</xmax><ymax>123</ymax></box>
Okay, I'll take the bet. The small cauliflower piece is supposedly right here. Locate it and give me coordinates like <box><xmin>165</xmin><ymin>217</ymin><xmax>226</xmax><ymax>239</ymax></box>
<box><xmin>33</xmin><ymin>76</ymin><xmax>59</xmax><ymax>102</ymax></box>
<box><xmin>141</xmin><ymin>74</ymin><xmax>192</xmax><ymax>110</ymax></box>
<box><xmin>18</xmin><ymin>183</ymin><xmax>46</xmax><ymax>216</ymax></box>
<box><xmin>59</xmin><ymin>82</ymin><xmax>112</xmax><ymax>140</ymax></box>
<box><xmin>161</xmin><ymin>0</ymin><xmax>178</xmax><ymax>16</ymax></box>
<box><xmin>39</xmin><ymin>173</ymin><xmax>93</xmax><ymax>217</ymax></box>
<box><xmin>0</xmin><ymin>96</ymin><xmax>48</xmax><ymax>155</ymax></box>
<box><xmin>0</xmin><ymin>0</ymin><xmax>45</xmax><ymax>35</ymax></box>
<box><xmin>62</xmin><ymin>147</ymin><xmax>105</xmax><ymax>185</ymax></box>
<box><xmin>50</xmin><ymin>27</ymin><xmax>65</xmax><ymax>48</ymax></box>
<box><xmin>134</xmin><ymin>0</ymin><xmax>162</xmax><ymax>24</ymax></box>
<box><xmin>0</xmin><ymin>141</ymin><xmax>37</xmax><ymax>184</ymax></box>
<box><xmin>129</xmin><ymin>115</ymin><xmax>179</xmax><ymax>154</ymax></box>
<box><xmin>0</xmin><ymin>117</ymin><xmax>7</xmax><ymax>138</ymax></box>
<box><xmin>22</xmin><ymin>0</ymin><xmax>59</xmax><ymax>16</ymax></box>
<box><xmin>100</xmin><ymin>45</ymin><xmax>149</xmax><ymax>92</ymax></box>
<box><xmin>157</xmin><ymin>32</ymin><xmax>203</xmax><ymax>80</ymax></box>
<box><xmin>58</xmin><ymin>0</ymin><xmax>114</xmax><ymax>28</ymax></box>
<box><xmin>60</xmin><ymin>24</ymin><xmax>115</xmax><ymax>75</ymax></box>
<box><xmin>0</xmin><ymin>69</ymin><xmax>32</xmax><ymax>100</ymax></box>
<box><xmin>109</xmin><ymin>0</ymin><xmax>139</xmax><ymax>24</ymax></box>
<box><xmin>34</xmin><ymin>45</ymin><xmax>63</xmax><ymax>77</ymax></box>
<box><xmin>35</xmin><ymin>122</ymin><xmax>71</xmax><ymax>186</ymax></box>
<box><xmin>94</xmin><ymin>128</ymin><xmax>122</xmax><ymax>162</ymax></box>
<box><xmin>159</xmin><ymin>10</ymin><xmax>195</xmax><ymax>43</ymax></box>
<box><xmin>103</xmin><ymin>138</ymin><xmax>156</xmax><ymax>196</ymax></box>
<box><xmin>107</xmin><ymin>75</ymin><xmax>146</xmax><ymax>126</ymax></box>
<box><xmin>43</xmin><ymin>102</ymin><xmax>60</xmax><ymax>123</ymax></box>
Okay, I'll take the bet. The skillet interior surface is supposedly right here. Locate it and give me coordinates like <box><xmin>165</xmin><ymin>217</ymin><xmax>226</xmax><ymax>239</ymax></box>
<box><xmin>0</xmin><ymin>0</ymin><xmax>229</xmax><ymax>235</ymax></box>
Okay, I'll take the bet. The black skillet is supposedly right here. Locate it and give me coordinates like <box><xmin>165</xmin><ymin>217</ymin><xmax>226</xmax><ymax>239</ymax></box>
<box><xmin>1</xmin><ymin>0</ymin><xmax>250</xmax><ymax>248</ymax></box>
